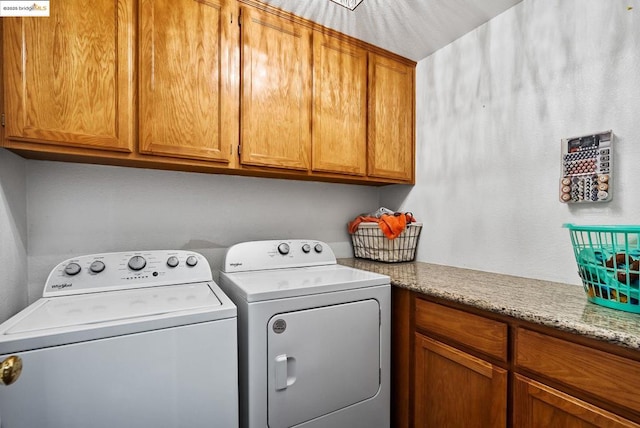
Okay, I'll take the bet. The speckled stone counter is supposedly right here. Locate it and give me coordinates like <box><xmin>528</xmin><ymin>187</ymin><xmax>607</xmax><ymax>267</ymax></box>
<box><xmin>338</xmin><ymin>258</ymin><xmax>640</xmax><ymax>351</ymax></box>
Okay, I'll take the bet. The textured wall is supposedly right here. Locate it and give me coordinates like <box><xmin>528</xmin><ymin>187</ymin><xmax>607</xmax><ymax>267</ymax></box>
<box><xmin>25</xmin><ymin>161</ymin><xmax>379</xmax><ymax>302</ymax></box>
<box><xmin>382</xmin><ymin>0</ymin><xmax>640</xmax><ymax>284</ymax></box>
<box><xmin>0</xmin><ymin>149</ymin><xmax>28</xmax><ymax>322</ymax></box>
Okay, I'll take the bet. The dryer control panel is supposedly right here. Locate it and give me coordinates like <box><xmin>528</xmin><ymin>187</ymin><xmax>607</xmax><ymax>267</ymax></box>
<box><xmin>43</xmin><ymin>250</ymin><xmax>212</xmax><ymax>297</ymax></box>
<box><xmin>222</xmin><ymin>240</ymin><xmax>336</xmax><ymax>273</ymax></box>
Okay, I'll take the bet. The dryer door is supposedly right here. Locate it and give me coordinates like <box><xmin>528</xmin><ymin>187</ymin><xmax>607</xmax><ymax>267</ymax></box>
<box><xmin>267</xmin><ymin>299</ymin><xmax>380</xmax><ymax>428</ymax></box>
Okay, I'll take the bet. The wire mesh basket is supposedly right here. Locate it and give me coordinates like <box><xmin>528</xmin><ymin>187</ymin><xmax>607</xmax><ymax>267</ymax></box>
<box><xmin>351</xmin><ymin>222</ymin><xmax>422</xmax><ymax>263</ymax></box>
<box><xmin>565</xmin><ymin>224</ymin><xmax>640</xmax><ymax>313</ymax></box>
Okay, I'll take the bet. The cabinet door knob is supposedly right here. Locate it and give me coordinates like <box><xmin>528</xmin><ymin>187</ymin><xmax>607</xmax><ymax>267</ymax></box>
<box><xmin>1</xmin><ymin>355</ymin><xmax>23</xmax><ymax>386</ymax></box>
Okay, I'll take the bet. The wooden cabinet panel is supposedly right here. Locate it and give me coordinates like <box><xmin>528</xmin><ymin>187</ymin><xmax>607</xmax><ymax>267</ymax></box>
<box><xmin>367</xmin><ymin>53</ymin><xmax>414</xmax><ymax>182</ymax></box>
<box><xmin>414</xmin><ymin>334</ymin><xmax>507</xmax><ymax>428</ymax></box>
<box><xmin>139</xmin><ymin>0</ymin><xmax>237</xmax><ymax>163</ymax></box>
<box><xmin>391</xmin><ymin>287</ymin><xmax>412</xmax><ymax>428</ymax></box>
<box><xmin>415</xmin><ymin>298</ymin><xmax>508</xmax><ymax>362</ymax></box>
<box><xmin>3</xmin><ymin>0</ymin><xmax>134</xmax><ymax>152</ymax></box>
<box><xmin>514</xmin><ymin>374</ymin><xmax>640</xmax><ymax>428</ymax></box>
<box><xmin>240</xmin><ymin>6</ymin><xmax>311</xmax><ymax>171</ymax></box>
<box><xmin>311</xmin><ymin>32</ymin><xmax>367</xmax><ymax>176</ymax></box>
<box><xmin>516</xmin><ymin>328</ymin><xmax>640</xmax><ymax>414</ymax></box>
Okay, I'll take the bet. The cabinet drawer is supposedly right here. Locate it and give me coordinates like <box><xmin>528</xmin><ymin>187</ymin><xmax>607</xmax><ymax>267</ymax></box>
<box><xmin>415</xmin><ymin>299</ymin><xmax>508</xmax><ymax>362</ymax></box>
<box><xmin>515</xmin><ymin>328</ymin><xmax>640</xmax><ymax>413</ymax></box>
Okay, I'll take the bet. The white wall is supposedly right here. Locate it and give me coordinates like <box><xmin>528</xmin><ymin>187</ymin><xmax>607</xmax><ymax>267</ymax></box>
<box><xmin>0</xmin><ymin>149</ymin><xmax>28</xmax><ymax>321</ymax></box>
<box><xmin>25</xmin><ymin>161</ymin><xmax>379</xmax><ymax>303</ymax></box>
<box><xmin>382</xmin><ymin>0</ymin><xmax>640</xmax><ymax>284</ymax></box>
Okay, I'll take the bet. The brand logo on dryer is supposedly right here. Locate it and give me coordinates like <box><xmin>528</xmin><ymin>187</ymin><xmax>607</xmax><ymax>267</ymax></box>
<box><xmin>229</xmin><ymin>262</ymin><xmax>243</xmax><ymax>267</ymax></box>
<box><xmin>51</xmin><ymin>283</ymin><xmax>73</xmax><ymax>290</ymax></box>
<box><xmin>272</xmin><ymin>319</ymin><xmax>287</xmax><ymax>334</ymax></box>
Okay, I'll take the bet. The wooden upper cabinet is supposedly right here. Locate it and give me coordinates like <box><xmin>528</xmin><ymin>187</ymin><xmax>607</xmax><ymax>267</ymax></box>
<box><xmin>139</xmin><ymin>0</ymin><xmax>237</xmax><ymax>164</ymax></box>
<box><xmin>240</xmin><ymin>6</ymin><xmax>312</xmax><ymax>171</ymax></box>
<box><xmin>3</xmin><ymin>0</ymin><xmax>135</xmax><ymax>152</ymax></box>
<box><xmin>311</xmin><ymin>32</ymin><xmax>367</xmax><ymax>176</ymax></box>
<box><xmin>367</xmin><ymin>53</ymin><xmax>415</xmax><ymax>182</ymax></box>
<box><xmin>1</xmin><ymin>0</ymin><xmax>416</xmax><ymax>185</ymax></box>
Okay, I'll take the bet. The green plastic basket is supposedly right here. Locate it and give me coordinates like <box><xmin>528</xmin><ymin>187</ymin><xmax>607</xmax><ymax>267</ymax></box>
<box><xmin>564</xmin><ymin>224</ymin><xmax>640</xmax><ymax>314</ymax></box>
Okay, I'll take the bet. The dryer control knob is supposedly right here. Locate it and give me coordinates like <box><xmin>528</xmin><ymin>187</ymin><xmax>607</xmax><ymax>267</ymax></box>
<box><xmin>186</xmin><ymin>256</ymin><xmax>198</xmax><ymax>267</ymax></box>
<box><xmin>301</xmin><ymin>244</ymin><xmax>311</xmax><ymax>253</ymax></box>
<box><xmin>89</xmin><ymin>261</ymin><xmax>105</xmax><ymax>273</ymax></box>
<box><xmin>167</xmin><ymin>256</ymin><xmax>179</xmax><ymax>268</ymax></box>
<box><xmin>128</xmin><ymin>256</ymin><xmax>147</xmax><ymax>271</ymax></box>
<box><xmin>314</xmin><ymin>243</ymin><xmax>323</xmax><ymax>253</ymax></box>
<box><xmin>64</xmin><ymin>262</ymin><xmax>81</xmax><ymax>276</ymax></box>
<box><xmin>277</xmin><ymin>243</ymin><xmax>290</xmax><ymax>255</ymax></box>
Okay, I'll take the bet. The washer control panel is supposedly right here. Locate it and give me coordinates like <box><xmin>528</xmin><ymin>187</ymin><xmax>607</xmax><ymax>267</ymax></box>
<box><xmin>43</xmin><ymin>250</ymin><xmax>211</xmax><ymax>297</ymax></box>
<box><xmin>222</xmin><ymin>239</ymin><xmax>336</xmax><ymax>273</ymax></box>
<box><xmin>560</xmin><ymin>130</ymin><xmax>613</xmax><ymax>203</ymax></box>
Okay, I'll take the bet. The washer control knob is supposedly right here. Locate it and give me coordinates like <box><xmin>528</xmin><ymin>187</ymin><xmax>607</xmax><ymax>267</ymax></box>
<box><xmin>277</xmin><ymin>243</ymin><xmax>290</xmax><ymax>255</ymax></box>
<box><xmin>128</xmin><ymin>256</ymin><xmax>146</xmax><ymax>271</ymax></box>
<box><xmin>186</xmin><ymin>256</ymin><xmax>198</xmax><ymax>267</ymax></box>
<box><xmin>89</xmin><ymin>261</ymin><xmax>105</xmax><ymax>273</ymax></box>
<box><xmin>167</xmin><ymin>256</ymin><xmax>179</xmax><ymax>268</ymax></box>
<box><xmin>314</xmin><ymin>243</ymin><xmax>323</xmax><ymax>253</ymax></box>
<box><xmin>302</xmin><ymin>244</ymin><xmax>311</xmax><ymax>253</ymax></box>
<box><xmin>64</xmin><ymin>262</ymin><xmax>81</xmax><ymax>276</ymax></box>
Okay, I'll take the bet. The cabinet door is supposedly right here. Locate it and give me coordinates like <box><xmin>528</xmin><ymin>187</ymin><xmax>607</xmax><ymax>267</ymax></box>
<box><xmin>514</xmin><ymin>374</ymin><xmax>640</xmax><ymax>428</ymax></box>
<box><xmin>3</xmin><ymin>0</ymin><xmax>134</xmax><ymax>152</ymax></box>
<box><xmin>414</xmin><ymin>334</ymin><xmax>507</xmax><ymax>428</ymax></box>
<box><xmin>240</xmin><ymin>6</ymin><xmax>311</xmax><ymax>171</ymax></box>
<box><xmin>367</xmin><ymin>54</ymin><xmax>414</xmax><ymax>182</ymax></box>
<box><xmin>311</xmin><ymin>32</ymin><xmax>367</xmax><ymax>176</ymax></box>
<box><xmin>515</xmin><ymin>327</ymin><xmax>640</xmax><ymax>414</ymax></box>
<box><xmin>139</xmin><ymin>0</ymin><xmax>237</xmax><ymax>164</ymax></box>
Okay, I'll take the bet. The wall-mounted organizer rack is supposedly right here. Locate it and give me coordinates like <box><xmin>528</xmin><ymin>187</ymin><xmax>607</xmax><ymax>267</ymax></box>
<box><xmin>559</xmin><ymin>130</ymin><xmax>613</xmax><ymax>203</ymax></box>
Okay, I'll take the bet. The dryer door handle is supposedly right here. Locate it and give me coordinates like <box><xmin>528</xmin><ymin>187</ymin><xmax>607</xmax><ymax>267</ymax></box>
<box><xmin>274</xmin><ymin>354</ymin><xmax>296</xmax><ymax>391</ymax></box>
<box><xmin>275</xmin><ymin>354</ymin><xmax>288</xmax><ymax>390</ymax></box>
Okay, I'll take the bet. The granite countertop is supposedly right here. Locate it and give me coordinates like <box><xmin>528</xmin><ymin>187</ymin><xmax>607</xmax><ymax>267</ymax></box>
<box><xmin>338</xmin><ymin>258</ymin><xmax>640</xmax><ymax>351</ymax></box>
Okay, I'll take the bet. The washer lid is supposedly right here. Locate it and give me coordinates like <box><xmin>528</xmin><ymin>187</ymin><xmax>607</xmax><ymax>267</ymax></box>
<box><xmin>220</xmin><ymin>264</ymin><xmax>389</xmax><ymax>302</ymax></box>
<box><xmin>0</xmin><ymin>282</ymin><xmax>236</xmax><ymax>354</ymax></box>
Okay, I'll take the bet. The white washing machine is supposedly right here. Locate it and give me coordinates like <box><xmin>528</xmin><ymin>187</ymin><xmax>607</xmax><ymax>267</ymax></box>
<box><xmin>218</xmin><ymin>240</ymin><xmax>390</xmax><ymax>428</ymax></box>
<box><xmin>0</xmin><ymin>250</ymin><xmax>238</xmax><ymax>428</ymax></box>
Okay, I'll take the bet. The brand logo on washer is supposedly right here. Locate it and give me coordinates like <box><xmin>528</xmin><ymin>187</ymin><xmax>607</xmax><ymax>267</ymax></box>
<box><xmin>273</xmin><ymin>319</ymin><xmax>287</xmax><ymax>334</ymax></box>
<box><xmin>229</xmin><ymin>262</ymin><xmax>243</xmax><ymax>267</ymax></box>
<box><xmin>51</xmin><ymin>283</ymin><xmax>72</xmax><ymax>289</ymax></box>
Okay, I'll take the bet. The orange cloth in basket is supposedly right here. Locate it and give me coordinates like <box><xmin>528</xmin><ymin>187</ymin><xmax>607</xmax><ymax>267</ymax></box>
<box><xmin>348</xmin><ymin>213</ymin><xmax>416</xmax><ymax>240</ymax></box>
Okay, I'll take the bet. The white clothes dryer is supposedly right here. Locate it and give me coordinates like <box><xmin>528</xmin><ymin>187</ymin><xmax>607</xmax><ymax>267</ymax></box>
<box><xmin>0</xmin><ymin>250</ymin><xmax>238</xmax><ymax>428</ymax></box>
<box><xmin>219</xmin><ymin>240</ymin><xmax>390</xmax><ymax>428</ymax></box>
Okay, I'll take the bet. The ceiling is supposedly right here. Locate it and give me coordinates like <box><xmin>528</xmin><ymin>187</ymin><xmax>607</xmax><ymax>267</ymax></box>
<box><xmin>258</xmin><ymin>0</ymin><xmax>524</xmax><ymax>61</ymax></box>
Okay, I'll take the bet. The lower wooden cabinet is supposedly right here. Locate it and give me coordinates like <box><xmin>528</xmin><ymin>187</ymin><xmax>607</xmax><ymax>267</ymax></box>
<box><xmin>414</xmin><ymin>334</ymin><xmax>507</xmax><ymax>427</ymax></box>
<box><xmin>393</xmin><ymin>292</ymin><xmax>640</xmax><ymax>427</ymax></box>
<box><xmin>513</xmin><ymin>375</ymin><xmax>640</xmax><ymax>428</ymax></box>
<box><xmin>514</xmin><ymin>327</ymin><xmax>640</xmax><ymax>414</ymax></box>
